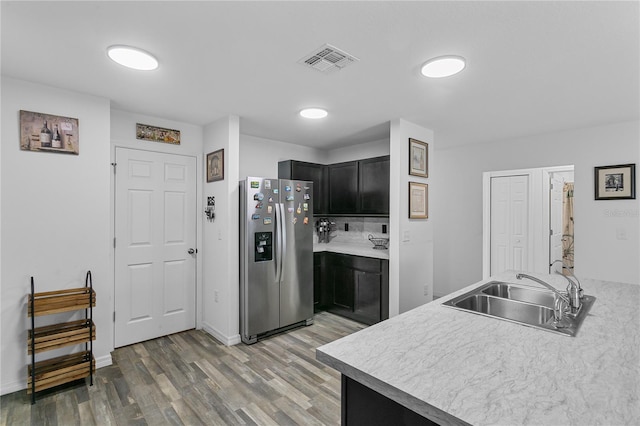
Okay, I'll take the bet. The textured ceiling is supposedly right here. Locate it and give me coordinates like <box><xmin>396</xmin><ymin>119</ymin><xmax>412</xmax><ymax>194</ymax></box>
<box><xmin>2</xmin><ymin>1</ymin><xmax>638</xmax><ymax>149</ymax></box>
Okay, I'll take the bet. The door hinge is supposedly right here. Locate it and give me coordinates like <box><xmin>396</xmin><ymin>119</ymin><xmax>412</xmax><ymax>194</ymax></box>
<box><xmin>113</xmin><ymin>237</ymin><xmax>116</xmax><ymax>248</ymax></box>
<box><xmin>550</xmin><ymin>229</ymin><xmax>553</xmax><ymax>236</ymax></box>
<box><xmin>113</xmin><ymin>311</ymin><xmax>116</xmax><ymax>322</ymax></box>
<box><xmin>111</xmin><ymin>162</ymin><xmax>117</xmax><ymax>173</ymax></box>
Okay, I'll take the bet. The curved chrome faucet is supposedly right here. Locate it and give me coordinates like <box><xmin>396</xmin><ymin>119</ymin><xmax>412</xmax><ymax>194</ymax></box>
<box><xmin>515</xmin><ymin>273</ymin><xmax>571</xmax><ymax>325</ymax></box>
<box><xmin>551</xmin><ymin>259</ymin><xmax>583</xmax><ymax>313</ymax></box>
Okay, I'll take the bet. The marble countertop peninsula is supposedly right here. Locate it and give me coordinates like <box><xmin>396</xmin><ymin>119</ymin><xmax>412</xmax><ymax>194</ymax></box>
<box><xmin>316</xmin><ymin>271</ymin><xmax>639</xmax><ymax>425</ymax></box>
<box><xmin>313</xmin><ymin>241</ymin><xmax>389</xmax><ymax>260</ymax></box>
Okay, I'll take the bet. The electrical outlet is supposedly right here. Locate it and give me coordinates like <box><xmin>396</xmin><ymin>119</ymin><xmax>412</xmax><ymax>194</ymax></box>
<box><xmin>424</xmin><ymin>285</ymin><xmax>429</xmax><ymax>296</ymax></box>
<box><xmin>214</xmin><ymin>290</ymin><xmax>219</xmax><ymax>302</ymax></box>
<box><xmin>382</xmin><ymin>224</ymin><xmax>387</xmax><ymax>234</ymax></box>
<box><xmin>345</xmin><ymin>223</ymin><xmax>349</xmax><ymax>231</ymax></box>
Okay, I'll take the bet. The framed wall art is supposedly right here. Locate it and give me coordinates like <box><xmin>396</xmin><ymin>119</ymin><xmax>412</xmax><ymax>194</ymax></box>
<box><xmin>20</xmin><ymin>110</ymin><xmax>79</xmax><ymax>155</ymax></box>
<box><xmin>409</xmin><ymin>138</ymin><xmax>428</xmax><ymax>177</ymax></box>
<box><xmin>136</xmin><ymin>123</ymin><xmax>181</xmax><ymax>144</ymax></box>
<box><xmin>207</xmin><ymin>149</ymin><xmax>224</xmax><ymax>182</ymax></box>
<box><xmin>409</xmin><ymin>181</ymin><xmax>428</xmax><ymax>219</ymax></box>
<box><xmin>594</xmin><ymin>164</ymin><xmax>636</xmax><ymax>200</ymax></box>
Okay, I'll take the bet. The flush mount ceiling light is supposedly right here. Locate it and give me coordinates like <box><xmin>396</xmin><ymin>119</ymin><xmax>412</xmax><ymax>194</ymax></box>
<box><xmin>107</xmin><ymin>45</ymin><xmax>158</xmax><ymax>71</ymax></box>
<box><xmin>299</xmin><ymin>108</ymin><xmax>328</xmax><ymax>119</ymax></box>
<box><xmin>421</xmin><ymin>55</ymin><xmax>466</xmax><ymax>78</ymax></box>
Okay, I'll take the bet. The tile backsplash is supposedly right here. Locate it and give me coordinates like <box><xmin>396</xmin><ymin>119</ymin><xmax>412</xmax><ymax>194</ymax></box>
<box><xmin>316</xmin><ymin>216</ymin><xmax>389</xmax><ymax>244</ymax></box>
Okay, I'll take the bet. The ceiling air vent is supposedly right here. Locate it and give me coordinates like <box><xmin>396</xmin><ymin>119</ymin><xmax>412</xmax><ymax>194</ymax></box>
<box><xmin>298</xmin><ymin>44</ymin><xmax>359</xmax><ymax>74</ymax></box>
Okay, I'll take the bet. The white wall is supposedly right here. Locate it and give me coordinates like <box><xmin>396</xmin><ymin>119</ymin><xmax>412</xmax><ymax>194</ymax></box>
<box><xmin>202</xmin><ymin>116</ymin><xmax>241</xmax><ymax>345</ymax></box>
<box><xmin>434</xmin><ymin>120</ymin><xmax>640</xmax><ymax>297</ymax></box>
<box><xmin>110</xmin><ymin>109</ymin><xmax>204</xmax><ymax>328</ymax></box>
<box><xmin>389</xmin><ymin>119</ymin><xmax>434</xmax><ymax>315</ymax></box>
<box><xmin>1</xmin><ymin>77</ymin><xmax>112</xmax><ymax>394</ymax></box>
<box><xmin>325</xmin><ymin>138</ymin><xmax>390</xmax><ymax>163</ymax></box>
<box><xmin>239</xmin><ymin>134</ymin><xmax>326</xmax><ymax>178</ymax></box>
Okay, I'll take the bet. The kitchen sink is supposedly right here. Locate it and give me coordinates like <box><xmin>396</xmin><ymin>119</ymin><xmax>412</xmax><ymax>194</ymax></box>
<box><xmin>442</xmin><ymin>281</ymin><xmax>595</xmax><ymax>337</ymax></box>
<box><xmin>481</xmin><ymin>282</ymin><xmax>556</xmax><ymax>307</ymax></box>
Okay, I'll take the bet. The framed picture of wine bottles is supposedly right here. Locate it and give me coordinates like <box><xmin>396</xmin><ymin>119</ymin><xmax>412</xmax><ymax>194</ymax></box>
<box><xmin>19</xmin><ymin>110</ymin><xmax>79</xmax><ymax>155</ymax></box>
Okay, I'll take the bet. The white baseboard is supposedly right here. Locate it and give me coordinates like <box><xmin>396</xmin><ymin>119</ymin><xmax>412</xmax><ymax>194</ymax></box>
<box><xmin>201</xmin><ymin>321</ymin><xmax>241</xmax><ymax>346</ymax></box>
<box><xmin>96</xmin><ymin>353</ymin><xmax>113</xmax><ymax>369</ymax></box>
<box><xmin>0</xmin><ymin>379</ymin><xmax>24</xmax><ymax>396</ymax></box>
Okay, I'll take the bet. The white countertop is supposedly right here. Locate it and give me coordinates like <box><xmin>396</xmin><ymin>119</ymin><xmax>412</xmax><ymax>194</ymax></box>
<box><xmin>316</xmin><ymin>271</ymin><xmax>640</xmax><ymax>425</ymax></box>
<box><xmin>313</xmin><ymin>241</ymin><xmax>389</xmax><ymax>259</ymax></box>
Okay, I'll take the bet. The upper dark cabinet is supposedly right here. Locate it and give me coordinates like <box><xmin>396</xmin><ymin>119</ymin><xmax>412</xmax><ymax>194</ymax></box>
<box><xmin>280</xmin><ymin>155</ymin><xmax>390</xmax><ymax>217</ymax></box>
<box><xmin>328</xmin><ymin>161</ymin><xmax>358</xmax><ymax>214</ymax></box>
<box><xmin>359</xmin><ymin>156</ymin><xmax>390</xmax><ymax>215</ymax></box>
<box><xmin>278</xmin><ymin>160</ymin><xmax>327</xmax><ymax>214</ymax></box>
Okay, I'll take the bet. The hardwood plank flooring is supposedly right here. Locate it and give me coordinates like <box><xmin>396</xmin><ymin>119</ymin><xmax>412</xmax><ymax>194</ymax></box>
<box><xmin>1</xmin><ymin>312</ymin><xmax>365</xmax><ymax>426</ymax></box>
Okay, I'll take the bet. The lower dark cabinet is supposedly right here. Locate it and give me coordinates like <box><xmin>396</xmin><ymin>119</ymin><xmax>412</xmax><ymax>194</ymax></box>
<box><xmin>315</xmin><ymin>252</ymin><xmax>388</xmax><ymax>325</ymax></box>
<box><xmin>342</xmin><ymin>375</ymin><xmax>437</xmax><ymax>425</ymax></box>
<box><xmin>313</xmin><ymin>252</ymin><xmax>324</xmax><ymax>310</ymax></box>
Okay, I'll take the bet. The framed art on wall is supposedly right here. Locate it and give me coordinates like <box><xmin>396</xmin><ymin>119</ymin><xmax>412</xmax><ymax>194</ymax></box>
<box><xmin>409</xmin><ymin>181</ymin><xmax>428</xmax><ymax>219</ymax></box>
<box><xmin>20</xmin><ymin>110</ymin><xmax>79</xmax><ymax>154</ymax></box>
<box><xmin>409</xmin><ymin>138</ymin><xmax>428</xmax><ymax>177</ymax></box>
<box><xmin>207</xmin><ymin>149</ymin><xmax>224</xmax><ymax>182</ymax></box>
<box><xmin>136</xmin><ymin>123</ymin><xmax>181</xmax><ymax>144</ymax></box>
<box><xmin>594</xmin><ymin>164</ymin><xmax>636</xmax><ymax>200</ymax></box>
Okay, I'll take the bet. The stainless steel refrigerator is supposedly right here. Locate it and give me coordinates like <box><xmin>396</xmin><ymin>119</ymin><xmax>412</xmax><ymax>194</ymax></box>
<box><xmin>239</xmin><ymin>177</ymin><xmax>314</xmax><ymax>344</ymax></box>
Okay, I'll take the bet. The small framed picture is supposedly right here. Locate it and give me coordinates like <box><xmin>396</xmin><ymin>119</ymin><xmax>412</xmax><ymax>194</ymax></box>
<box><xmin>594</xmin><ymin>164</ymin><xmax>636</xmax><ymax>200</ymax></box>
<box><xmin>409</xmin><ymin>182</ymin><xmax>428</xmax><ymax>219</ymax></box>
<box><xmin>409</xmin><ymin>138</ymin><xmax>428</xmax><ymax>178</ymax></box>
<box><xmin>207</xmin><ymin>149</ymin><xmax>224</xmax><ymax>182</ymax></box>
<box><xmin>136</xmin><ymin>123</ymin><xmax>181</xmax><ymax>144</ymax></box>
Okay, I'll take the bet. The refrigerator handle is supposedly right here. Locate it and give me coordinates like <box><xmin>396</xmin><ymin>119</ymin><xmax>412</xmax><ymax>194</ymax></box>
<box><xmin>278</xmin><ymin>203</ymin><xmax>287</xmax><ymax>283</ymax></box>
<box><xmin>275</xmin><ymin>203</ymin><xmax>282</xmax><ymax>283</ymax></box>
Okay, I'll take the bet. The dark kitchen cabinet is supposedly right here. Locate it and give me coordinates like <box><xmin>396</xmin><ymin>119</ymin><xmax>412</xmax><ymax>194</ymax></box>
<box><xmin>280</xmin><ymin>155</ymin><xmax>390</xmax><ymax>217</ymax></box>
<box><xmin>278</xmin><ymin>160</ymin><xmax>327</xmax><ymax>214</ymax></box>
<box><xmin>328</xmin><ymin>156</ymin><xmax>390</xmax><ymax>216</ymax></box>
<box><xmin>359</xmin><ymin>156</ymin><xmax>390</xmax><ymax>215</ymax></box>
<box><xmin>314</xmin><ymin>252</ymin><xmax>325</xmax><ymax>310</ymax></box>
<box><xmin>324</xmin><ymin>253</ymin><xmax>389</xmax><ymax>325</ymax></box>
<box><xmin>328</xmin><ymin>161</ymin><xmax>358</xmax><ymax>214</ymax></box>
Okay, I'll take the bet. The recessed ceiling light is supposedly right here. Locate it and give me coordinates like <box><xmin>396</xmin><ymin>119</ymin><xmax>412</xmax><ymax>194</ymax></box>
<box><xmin>421</xmin><ymin>55</ymin><xmax>466</xmax><ymax>78</ymax></box>
<box><xmin>107</xmin><ymin>45</ymin><xmax>158</xmax><ymax>71</ymax></box>
<box><xmin>300</xmin><ymin>108</ymin><xmax>328</xmax><ymax>119</ymax></box>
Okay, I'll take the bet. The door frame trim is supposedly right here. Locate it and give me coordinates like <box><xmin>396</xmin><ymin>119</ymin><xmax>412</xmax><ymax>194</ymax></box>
<box><xmin>482</xmin><ymin>165</ymin><xmax>574</xmax><ymax>279</ymax></box>
<box><xmin>111</xmin><ymin>145</ymin><xmax>202</xmax><ymax>348</ymax></box>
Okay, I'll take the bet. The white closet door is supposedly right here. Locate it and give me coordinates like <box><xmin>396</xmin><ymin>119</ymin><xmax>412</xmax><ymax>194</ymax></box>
<box><xmin>114</xmin><ymin>148</ymin><xmax>197</xmax><ymax>347</ymax></box>
<box><xmin>549</xmin><ymin>175</ymin><xmax>565</xmax><ymax>273</ymax></box>
<box><xmin>491</xmin><ymin>175</ymin><xmax>529</xmax><ymax>275</ymax></box>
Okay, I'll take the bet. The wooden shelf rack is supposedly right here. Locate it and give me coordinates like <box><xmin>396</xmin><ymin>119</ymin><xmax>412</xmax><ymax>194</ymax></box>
<box><xmin>27</xmin><ymin>271</ymin><xmax>95</xmax><ymax>404</ymax></box>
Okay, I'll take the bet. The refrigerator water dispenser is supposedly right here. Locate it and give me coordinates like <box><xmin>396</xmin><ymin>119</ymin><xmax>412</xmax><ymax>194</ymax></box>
<box><xmin>254</xmin><ymin>231</ymin><xmax>272</xmax><ymax>262</ymax></box>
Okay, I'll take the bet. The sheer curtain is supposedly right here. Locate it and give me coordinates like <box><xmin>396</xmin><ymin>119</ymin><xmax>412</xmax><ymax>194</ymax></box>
<box><xmin>562</xmin><ymin>182</ymin><xmax>575</xmax><ymax>273</ymax></box>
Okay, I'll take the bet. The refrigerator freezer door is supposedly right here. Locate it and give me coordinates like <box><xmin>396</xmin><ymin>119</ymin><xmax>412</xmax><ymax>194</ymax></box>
<box><xmin>240</xmin><ymin>177</ymin><xmax>280</xmax><ymax>341</ymax></box>
<box><xmin>279</xmin><ymin>179</ymin><xmax>314</xmax><ymax>327</ymax></box>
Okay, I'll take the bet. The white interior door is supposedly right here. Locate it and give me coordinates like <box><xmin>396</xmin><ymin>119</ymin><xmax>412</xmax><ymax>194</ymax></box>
<box><xmin>114</xmin><ymin>148</ymin><xmax>197</xmax><ymax>347</ymax></box>
<box><xmin>490</xmin><ymin>175</ymin><xmax>529</xmax><ymax>275</ymax></box>
<box><xmin>549</xmin><ymin>175</ymin><xmax>564</xmax><ymax>273</ymax></box>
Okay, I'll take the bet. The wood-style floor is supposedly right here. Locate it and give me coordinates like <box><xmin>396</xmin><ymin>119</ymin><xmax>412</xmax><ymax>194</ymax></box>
<box><xmin>1</xmin><ymin>311</ymin><xmax>365</xmax><ymax>426</ymax></box>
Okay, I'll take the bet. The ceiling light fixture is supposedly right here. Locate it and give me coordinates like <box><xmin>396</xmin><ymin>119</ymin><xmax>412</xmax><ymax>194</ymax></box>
<box><xmin>299</xmin><ymin>108</ymin><xmax>328</xmax><ymax>119</ymax></box>
<box><xmin>107</xmin><ymin>45</ymin><xmax>158</xmax><ymax>71</ymax></box>
<box><xmin>421</xmin><ymin>55</ymin><xmax>466</xmax><ymax>78</ymax></box>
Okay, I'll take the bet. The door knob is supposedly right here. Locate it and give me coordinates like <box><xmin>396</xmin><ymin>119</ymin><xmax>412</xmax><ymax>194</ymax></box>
<box><xmin>188</xmin><ymin>248</ymin><xmax>196</xmax><ymax>254</ymax></box>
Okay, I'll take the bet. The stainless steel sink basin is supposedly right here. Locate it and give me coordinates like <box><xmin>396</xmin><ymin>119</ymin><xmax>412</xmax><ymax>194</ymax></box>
<box><xmin>454</xmin><ymin>294</ymin><xmax>555</xmax><ymax>324</ymax></box>
<box><xmin>481</xmin><ymin>282</ymin><xmax>556</xmax><ymax>307</ymax></box>
<box><xmin>443</xmin><ymin>281</ymin><xmax>595</xmax><ymax>337</ymax></box>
